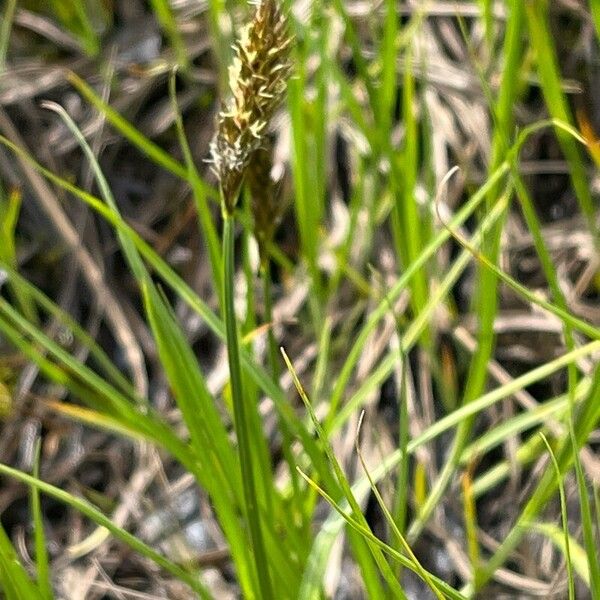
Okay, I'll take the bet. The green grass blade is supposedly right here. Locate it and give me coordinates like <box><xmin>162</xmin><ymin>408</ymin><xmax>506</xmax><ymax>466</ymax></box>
<box><xmin>525</xmin><ymin>0</ymin><xmax>596</xmax><ymax>232</ymax></box>
<box><xmin>390</xmin><ymin>40</ymin><xmax>431</xmax><ymax>350</ymax></box>
<box><xmin>444</xmin><ymin>217</ymin><xmax>600</xmax><ymax>341</ymax></box>
<box><xmin>393</xmin><ymin>355</ymin><xmax>410</xmax><ymax>546</ymax></box>
<box><xmin>591</xmin><ymin>0</ymin><xmax>600</xmax><ymax>39</ymax></box>
<box><xmin>0</xmin><ymin>0</ymin><xmax>17</xmax><ymax>74</ymax></box>
<box><xmin>42</xmin><ymin>101</ymin><xmax>145</xmax><ymax>282</ymax></box>
<box><xmin>355</xmin><ymin>414</ymin><xmax>444</xmax><ymax>600</ymax></box>
<box><xmin>302</xmin><ymin>345</ymin><xmax>600</xmax><ymax>591</ymax></box>
<box><xmin>0</xmin><ymin>305</ymin><xmax>194</xmax><ymax>472</ymax></box>
<box><xmin>572</xmin><ymin>430</ymin><xmax>600</xmax><ymax>598</ymax></box>
<box><xmin>46</xmin><ymin>0</ymin><xmax>99</xmax><ymax>56</ymax></box>
<box><xmin>595</xmin><ymin>484</ymin><xmax>600</xmax><ymax>552</ymax></box>
<box><xmin>0</xmin><ymin>187</ymin><xmax>37</xmax><ymax>322</ymax></box>
<box><xmin>141</xmin><ymin>280</ymin><xmax>265</xmax><ymax>597</ymax></box>
<box><xmin>287</xmin><ymin>66</ymin><xmax>324</xmax><ymax>310</ymax></box>
<box><xmin>330</xmin><ymin>0</ymin><xmax>377</xmax><ymax>118</ymax></box>
<box><xmin>206</xmin><ymin>0</ymin><xmax>230</xmax><ymax>92</ymax></box>
<box><xmin>377</xmin><ymin>0</ymin><xmax>398</xmax><ymax>134</ymax></box>
<box><xmin>461</xmin><ymin>467</ymin><xmax>481</xmax><ymax>590</ymax></box>
<box><xmin>461</xmin><ymin>395</ymin><xmax>568</xmax><ymax>465</ymax></box>
<box><xmin>478</xmin><ymin>0</ymin><xmax>494</xmax><ymax>48</ymax></box>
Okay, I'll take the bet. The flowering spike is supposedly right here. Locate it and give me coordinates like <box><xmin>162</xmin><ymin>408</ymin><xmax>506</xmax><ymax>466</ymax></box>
<box><xmin>209</xmin><ymin>0</ymin><xmax>293</xmax><ymax>214</ymax></box>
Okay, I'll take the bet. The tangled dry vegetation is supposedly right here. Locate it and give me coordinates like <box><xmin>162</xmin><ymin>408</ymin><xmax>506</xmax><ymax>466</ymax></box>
<box><xmin>1</xmin><ymin>0</ymin><xmax>600</xmax><ymax>598</ymax></box>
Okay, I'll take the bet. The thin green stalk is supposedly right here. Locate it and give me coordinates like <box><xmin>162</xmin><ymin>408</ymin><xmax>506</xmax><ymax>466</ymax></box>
<box><xmin>296</xmin><ymin>468</ymin><xmax>468</xmax><ymax>600</ymax></box>
<box><xmin>282</xmin><ymin>351</ymin><xmax>413</xmax><ymax>599</ymax></box>
<box><xmin>287</xmin><ymin>69</ymin><xmax>325</xmax><ymax>317</ymax></box>
<box><xmin>462</xmin><ymin>467</ymin><xmax>482</xmax><ymax>590</ymax></box>
<box><xmin>241</xmin><ymin>205</ymin><xmax>277</xmax><ymax>523</ymax></box>
<box><xmin>592</xmin><ymin>0</ymin><xmax>600</xmax><ymax>40</ymax></box>
<box><xmin>222</xmin><ymin>215</ymin><xmax>273</xmax><ymax>600</ymax></box>
<box><xmin>0</xmin><ymin>188</ymin><xmax>37</xmax><ymax>323</ymax></box>
<box><xmin>572</xmin><ymin>422</ymin><xmax>600</xmax><ymax>599</ymax></box>
<box><xmin>479</xmin><ymin>0</ymin><xmax>494</xmax><ymax>48</ymax></box>
<box><xmin>378</xmin><ymin>0</ymin><xmax>398</xmax><ymax>135</ymax></box>
<box><xmin>392</xmin><ymin>40</ymin><xmax>432</xmax><ymax>351</ymax></box>
<box><xmin>0</xmin><ymin>522</ymin><xmax>44</xmax><ymax>600</ymax></box>
<box><xmin>594</xmin><ymin>484</ymin><xmax>600</xmax><ymax>544</ymax></box>
<box><xmin>0</xmin><ymin>0</ymin><xmax>17</xmax><ymax>71</ymax></box>
<box><xmin>47</xmin><ymin>0</ymin><xmax>99</xmax><ymax>56</ymax></box>
<box><xmin>242</xmin><ymin>203</ymin><xmax>257</xmax><ymax>337</ymax></box>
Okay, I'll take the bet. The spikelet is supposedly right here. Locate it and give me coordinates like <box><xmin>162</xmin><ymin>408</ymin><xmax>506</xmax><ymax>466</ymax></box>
<box><xmin>210</xmin><ymin>0</ymin><xmax>293</xmax><ymax>215</ymax></box>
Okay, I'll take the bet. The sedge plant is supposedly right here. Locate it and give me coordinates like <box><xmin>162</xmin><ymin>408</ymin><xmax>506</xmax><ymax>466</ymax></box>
<box><xmin>208</xmin><ymin>2</ymin><xmax>293</xmax><ymax>597</ymax></box>
<box><xmin>3</xmin><ymin>1</ymin><xmax>600</xmax><ymax>597</ymax></box>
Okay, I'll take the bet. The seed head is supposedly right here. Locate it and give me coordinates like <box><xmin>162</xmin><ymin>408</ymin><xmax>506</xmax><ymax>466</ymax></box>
<box><xmin>210</xmin><ymin>0</ymin><xmax>293</xmax><ymax>214</ymax></box>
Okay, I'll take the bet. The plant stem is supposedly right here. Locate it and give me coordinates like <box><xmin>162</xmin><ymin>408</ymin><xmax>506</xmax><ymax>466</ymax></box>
<box><xmin>222</xmin><ymin>215</ymin><xmax>273</xmax><ymax>600</ymax></box>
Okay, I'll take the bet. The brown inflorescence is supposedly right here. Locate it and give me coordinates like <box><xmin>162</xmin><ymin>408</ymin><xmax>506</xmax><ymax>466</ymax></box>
<box><xmin>209</xmin><ymin>0</ymin><xmax>293</xmax><ymax>215</ymax></box>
